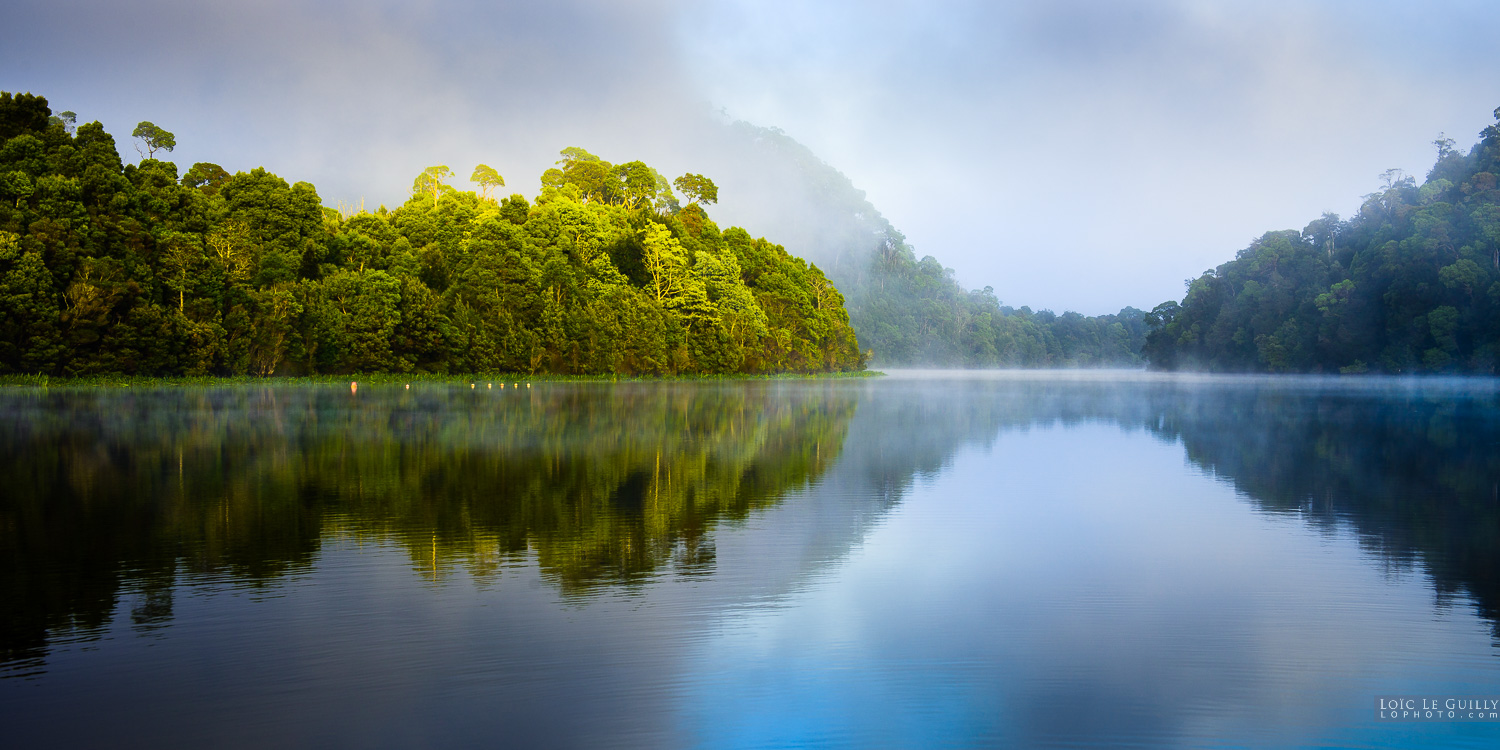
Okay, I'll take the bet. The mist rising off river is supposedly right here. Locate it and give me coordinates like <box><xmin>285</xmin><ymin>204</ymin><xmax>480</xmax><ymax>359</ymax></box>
<box><xmin>2</xmin><ymin>372</ymin><xmax>1498</xmax><ymax>748</ymax></box>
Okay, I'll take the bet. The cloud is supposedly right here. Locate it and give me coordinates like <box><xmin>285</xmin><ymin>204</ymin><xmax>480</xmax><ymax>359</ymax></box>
<box><xmin>4</xmin><ymin>0</ymin><xmax>1499</xmax><ymax>313</ymax></box>
<box><xmin>675</xmin><ymin>0</ymin><xmax>1500</xmax><ymax>312</ymax></box>
<box><xmin>2</xmin><ymin>0</ymin><xmax>698</xmax><ymax>205</ymax></box>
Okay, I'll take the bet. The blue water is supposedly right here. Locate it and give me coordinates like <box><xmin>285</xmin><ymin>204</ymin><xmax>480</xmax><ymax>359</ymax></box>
<box><xmin>2</xmin><ymin>372</ymin><xmax>1497</xmax><ymax>748</ymax></box>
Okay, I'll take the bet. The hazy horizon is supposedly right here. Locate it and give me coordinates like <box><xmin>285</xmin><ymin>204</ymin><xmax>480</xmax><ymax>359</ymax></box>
<box><xmin>4</xmin><ymin>0</ymin><xmax>1499</xmax><ymax>315</ymax></box>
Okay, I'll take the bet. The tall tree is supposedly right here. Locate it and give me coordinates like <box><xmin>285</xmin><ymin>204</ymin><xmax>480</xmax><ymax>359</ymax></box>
<box><xmin>48</xmin><ymin>110</ymin><xmax>76</xmax><ymax>134</ymax></box>
<box><xmin>470</xmin><ymin>164</ymin><xmax>504</xmax><ymax>201</ymax></box>
<box><xmin>131</xmin><ymin>121</ymin><xmax>176</xmax><ymax>158</ymax></box>
<box><xmin>412</xmin><ymin>165</ymin><xmax>454</xmax><ymax>198</ymax></box>
<box><xmin>673</xmin><ymin>173</ymin><xmax>718</xmax><ymax>205</ymax></box>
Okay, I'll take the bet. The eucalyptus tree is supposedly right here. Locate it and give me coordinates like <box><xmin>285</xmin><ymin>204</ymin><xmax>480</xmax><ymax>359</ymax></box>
<box><xmin>412</xmin><ymin>165</ymin><xmax>454</xmax><ymax>198</ymax></box>
<box><xmin>471</xmin><ymin>164</ymin><xmax>504</xmax><ymax>201</ymax></box>
<box><xmin>131</xmin><ymin>121</ymin><xmax>175</xmax><ymax>158</ymax></box>
<box><xmin>673</xmin><ymin>173</ymin><xmax>718</xmax><ymax>205</ymax></box>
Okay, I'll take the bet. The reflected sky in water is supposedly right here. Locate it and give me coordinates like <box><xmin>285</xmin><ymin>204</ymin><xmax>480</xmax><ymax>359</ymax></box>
<box><xmin>2</xmin><ymin>373</ymin><xmax>1498</xmax><ymax>748</ymax></box>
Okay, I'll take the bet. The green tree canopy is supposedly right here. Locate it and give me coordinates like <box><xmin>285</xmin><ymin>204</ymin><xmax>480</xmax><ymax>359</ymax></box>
<box><xmin>412</xmin><ymin>165</ymin><xmax>453</xmax><ymax>198</ymax></box>
<box><xmin>0</xmin><ymin>92</ymin><xmax>866</xmax><ymax>377</ymax></box>
<box><xmin>470</xmin><ymin>164</ymin><xmax>504</xmax><ymax>200</ymax></box>
<box><xmin>182</xmin><ymin>162</ymin><xmax>231</xmax><ymax>195</ymax></box>
<box><xmin>48</xmin><ymin>110</ymin><xmax>76</xmax><ymax>134</ymax></box>
<box><xmin>673</xmin><ymin>173</ymin><xmax>718</xmax><ymax>205</ymax></box>
<box><xmin>131</xmin><ymin>121</ymin><xmax>175</xmax><ymax>158</ymax></box>
<box><xmin>1143</xmin><ymin>105</ymin><xmax>1500</xmax><ymax>373</ymax></box>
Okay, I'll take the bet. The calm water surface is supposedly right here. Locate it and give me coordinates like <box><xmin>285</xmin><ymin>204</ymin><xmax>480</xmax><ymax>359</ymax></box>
<box><xmin>2</xmin><ymin>371</ymin><xmax>1498</xmax><ymax>748</ymax></box>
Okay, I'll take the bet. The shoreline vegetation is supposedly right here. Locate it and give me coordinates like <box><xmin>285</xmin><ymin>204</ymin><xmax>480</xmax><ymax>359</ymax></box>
<box><xmin>0</xmin><ymin>92</ymin><xmax>864</xmax><ymax>379</ymax></box>
<box><xmin>0</xmin><ymin>370</ymin><xmax>884</xmax><ymax>389</ymax></box>
<box><xmin>1143</xmin><ymin>106</ymin><xmax>1500</xmax><ymax>375</ymax></box>
<box><xmin>8</xmin><ymin>89</ymin><xmax>1500</xmax><ymax>379</ymax></box>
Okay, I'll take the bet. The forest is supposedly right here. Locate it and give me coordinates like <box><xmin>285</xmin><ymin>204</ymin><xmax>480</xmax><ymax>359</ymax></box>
<box><xmin>11</xmin><ymin>87</ymin><xmax>1500</xmax><ymax>377</ymax></box>
<box><xmin>0</xmin><ymin>92</ymin><xmax>863</xmax><ymax>377</ymax></box>
<box><xmin>721</xmin><ymin>121</ymin><xmax>1150</xmax><ymax>368</ymax></box>
<box><xmin>1143</xmin><ymin>107</ymin><xmax>1500</xmax><ymax>373</ymax></box>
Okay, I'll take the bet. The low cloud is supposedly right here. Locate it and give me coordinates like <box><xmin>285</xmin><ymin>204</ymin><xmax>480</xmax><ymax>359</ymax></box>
<box><xmin>4</xmin><ymin>0</ymin><xmax>1498</xmax><ymax>313</ymax></box>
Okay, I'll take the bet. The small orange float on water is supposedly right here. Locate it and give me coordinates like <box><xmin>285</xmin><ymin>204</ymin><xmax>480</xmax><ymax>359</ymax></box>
<box><xmin>350</xmin><ymin>381</ymin><xmax>357</xmax><ymax>394</ymax></box>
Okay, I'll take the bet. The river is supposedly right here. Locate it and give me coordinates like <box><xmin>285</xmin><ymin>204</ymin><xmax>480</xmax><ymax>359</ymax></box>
<box><xmin>2</xmin><ymin>371</ymin><xmax>1497</xmax><ymax>748</ymax></box>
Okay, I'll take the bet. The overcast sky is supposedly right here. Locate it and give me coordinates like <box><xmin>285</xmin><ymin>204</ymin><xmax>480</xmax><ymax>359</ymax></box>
<box><xmin>4</xmin><ymin>0</ymin><xmax>1499</xmax><ymax>314</ymax></box>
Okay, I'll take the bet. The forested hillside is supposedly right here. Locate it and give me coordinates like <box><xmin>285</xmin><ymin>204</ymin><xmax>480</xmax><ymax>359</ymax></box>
<box><xmin>1144</xmin><ymin>108</ymin><xmax>1500</xmax><ymax>374</ymax></box>
<box><xmin>0</xmin><ymin>93</ymin><xmax>862</xmax><ymax>376</ymax></box>
<box><xmin>722</xmin><ymin>122</ymin><xmax>1149</xmax><ymax>367</ymax></box>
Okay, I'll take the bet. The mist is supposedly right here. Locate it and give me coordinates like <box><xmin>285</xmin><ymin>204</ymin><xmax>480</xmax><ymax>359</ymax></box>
<box><xmin>4</xmin><ymin>0</ymin><xmax>1499</xmax><ymax>315</ymax></box>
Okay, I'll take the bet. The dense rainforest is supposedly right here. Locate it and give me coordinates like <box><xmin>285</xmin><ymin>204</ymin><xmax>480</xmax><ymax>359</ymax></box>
<box><xmin>1144</xmin><ymin>107</ymin><xmax>1500</xmax><ymax>374</ymax></box>
<box><xmin>719</xmin><ymin>121</ymin><xmax>1149</xmax><ymax>367</ymax></box>
<box><xmin>0</xmin><ymin>92</ymin><xmax>863</xmax><ymax>377</ymax></box>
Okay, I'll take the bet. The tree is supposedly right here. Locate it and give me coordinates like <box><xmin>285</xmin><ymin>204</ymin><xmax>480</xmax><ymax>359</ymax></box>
<box><xmin>182</xmin><ymin>162</ymin><xmax>231</xmax><ymax>195</ymax></box>
<box><xmin>1472</xmin><ymin>204</ymin><xmax>1500</xmax><ymax>269</ymax></box>
<box><xmin>640</xmin><ymin>221</ymin><xmax>692</xmax><ymax>305</ymax></box>
<box><xmin>412</xmin><ymin>165</ymin><xmax>454</xmax><ymax>198</ymax></box>
<box><xmin>1433</xmin><ymin>132</ymin><xmax>1457</xmax><ymax>161</ymax></box>
<box><xmin>1379</xmin><ymin>168</ymin><xmax>1413</xmax><ymax>190</ymax></box>
<box><xmin>556</xmin><ymin>146</ymin><xmax>601</xmax><ymax>169</ymax></box>
<box><xmin>49</xmin><ymin>110</ymin><xmax>76</xmax><ymax>135</ymax></box>
<box><xmin>0</xmin><ymin>92</ymin><xmax>51</xmax><ymax>141</ymax></box>
<box><xmin>1302</xmin><ymin>212</ymin><xmax>1341</xmax><ymax>259</ymax></box>
<box><xmin>131</xmin><ymin>121</ymin><xmax>176</xmax><ymax>158</ymax></box>
<box><xmin>542</xmin><ymin>148</ymin><xmax>613</xmax><ymax>203</ymax></box>
<box><xmin>1439</xmin><ymin>259</ymin><xmax>1484</xmax><ymax>302</ymax></box>
<box><xmin>0</xmin><ymin>105</ymin><xmax>870</xmax><ymax>377</ymax></box>
<box><xmin>471</xmin><ymin>164</ymin><xmax>504</xmax><ymax>201</ymax></box>
<box><xmin>499</xmin><ymin>193</ymin><xmax>530</xmax><ymax>225</ymax></box>
<box><xmin>207</xmin><ymin>221</ymin><xmax>253</xmax><ymax>282</ymax></box>
<box><xmin>673</xmin><ymin>173</ymin><xmax>718</xmax><ymax>206</ymax></box>
<box><xmin>612</xmin><ymin>161</ymin><xmax>656</xmax><ymax>209</ymax></box>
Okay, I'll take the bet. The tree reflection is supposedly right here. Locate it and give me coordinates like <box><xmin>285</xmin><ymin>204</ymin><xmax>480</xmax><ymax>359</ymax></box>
<box><xmin>0</xmin><ymin>382</ymin><xmax>855</xmax><ymax>672</ymax></box>
<box><xmin>1145</xmin><ymin>383</ymin><xmax>1500</xmax><ymax>631</ymax></box>
<box><xmin>844</xmin><ymin>375</ymin><xmax>1500</xmax><ymax>639</ymax></box>
<box><xmin>4</xmin><ymin>375</ymin><xmax>1498</xmax><ymax>679</ymax></box>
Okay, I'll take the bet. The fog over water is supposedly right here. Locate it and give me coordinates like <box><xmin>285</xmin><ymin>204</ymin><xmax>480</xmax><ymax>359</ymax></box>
<box><xmin>2</xmin><ymin>375</ymin><xmax>1499</xmax><ymax>747</ymax></box>
<box><xmin>5</xmin><ymin>1</ymin><xmax>1500</xmax><ymax>313</ymax></box>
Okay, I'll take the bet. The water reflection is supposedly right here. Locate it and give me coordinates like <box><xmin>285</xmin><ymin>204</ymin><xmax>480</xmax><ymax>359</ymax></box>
<box><xmin>692</xmin><ymin>372</ymin><xmax>1500</xmax><ymax>748</ymax></box>
<box><xmin>1152</xmin><ymin>381</ymin><xmax>1500</xmax><ymax>633</ymax></box>
<box><xmin>858</xmin><ymin>371</ymin><xmax>1500</xmax><ymax>639</ymax></box>
<box><xmin>4</xmin><ymin>375</ymin><xmax>1500</xmax><ymax>671</ymax></box>
<box><xmin>1</xmin><ymin>373</ymin><xmax>1498</xmax><ymax>748</ymax></box>
<box><xmin>0</xmin><ymin>382</ymin><xmax>856</xmax><ymax>673</ymax></box>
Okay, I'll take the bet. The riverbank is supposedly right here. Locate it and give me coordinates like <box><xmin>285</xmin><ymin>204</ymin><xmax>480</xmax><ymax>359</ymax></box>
<box><xmin>0</xmin><ymin>371</ymin><xmax>884</xmax><ymax>389</ymax></box>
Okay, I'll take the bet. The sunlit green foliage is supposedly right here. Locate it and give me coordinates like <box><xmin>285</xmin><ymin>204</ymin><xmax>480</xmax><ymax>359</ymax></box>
<box><xmin>673</xmin><ymin>173</ymin><xmax>717</xmax><ymax>206</ymax></box>
<box><xmin>1144</xmin><ymin>112</ymin><xmax>1500</xmax><ymax>373</ymax></box>
<box><xmin>469</xmin><ymin>163</ymin><xmax>504</xmax><ymax>201</ymax></box>
<box><xmin>0</xmin><ymin>94</ymin><xmax>864</xmax><ymax>376</ymax></box>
